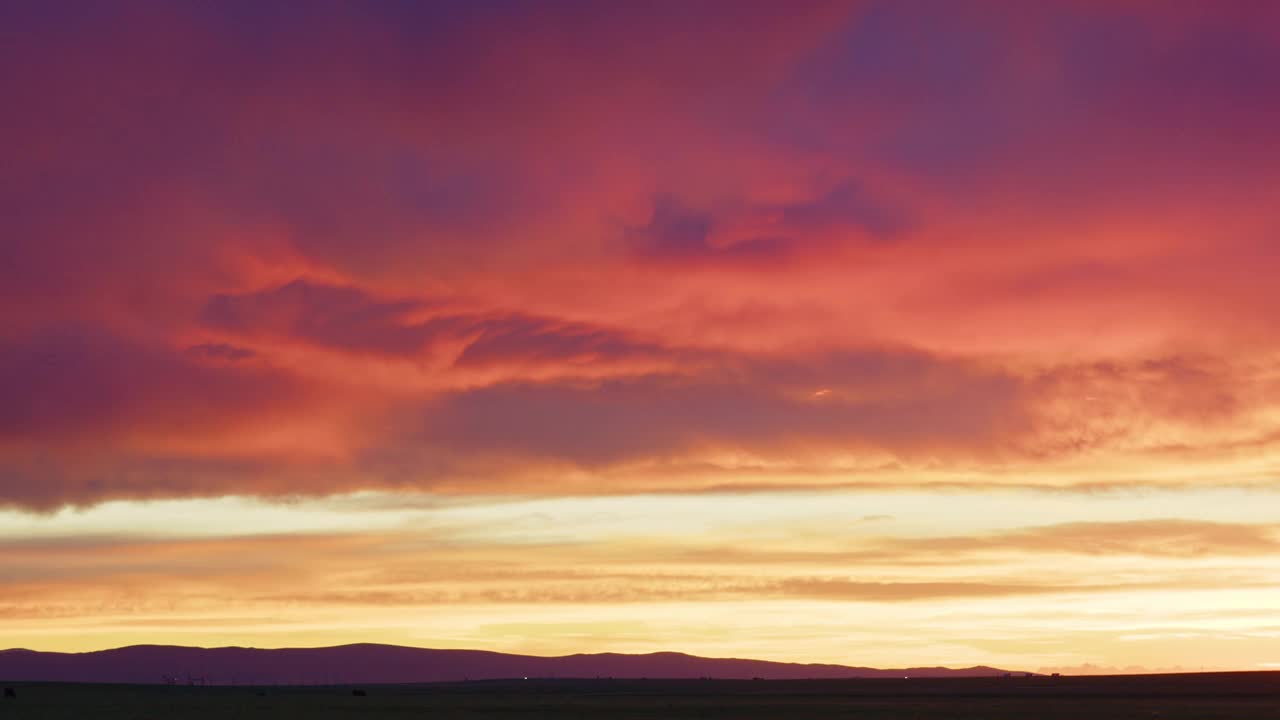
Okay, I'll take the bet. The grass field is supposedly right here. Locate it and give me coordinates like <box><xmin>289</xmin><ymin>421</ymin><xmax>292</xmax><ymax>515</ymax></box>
<box><xmin>3</xmin><ymin>673</ymin><xmax>1280</xmax><ymax>719</ymax></box>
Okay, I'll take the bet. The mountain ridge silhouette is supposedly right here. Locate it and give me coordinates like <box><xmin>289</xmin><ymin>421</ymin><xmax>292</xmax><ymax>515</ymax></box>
<box><xmin>0</xmin><ymin>643</ymin><xmax>1015</xmax><ymax>684</ymax></box>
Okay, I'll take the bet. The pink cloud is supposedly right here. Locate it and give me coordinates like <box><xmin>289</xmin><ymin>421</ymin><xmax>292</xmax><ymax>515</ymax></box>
<box><xmin>1</xmin><ymin>0</ymin><xmax>1279</xmax><ymax>512</ymax></box>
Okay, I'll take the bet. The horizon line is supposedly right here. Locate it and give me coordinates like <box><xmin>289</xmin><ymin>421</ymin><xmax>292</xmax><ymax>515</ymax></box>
<box><xmin>3</xmin><ymin>641</ymin><xmax>1264</xmax><ymax>676</ymax></box>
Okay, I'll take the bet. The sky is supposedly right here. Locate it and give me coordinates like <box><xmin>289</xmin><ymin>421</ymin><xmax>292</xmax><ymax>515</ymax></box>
<box><xmin>2</xmin><ymin>0</ymin><xmax>1279</xmax><ymax>673</ymax></box>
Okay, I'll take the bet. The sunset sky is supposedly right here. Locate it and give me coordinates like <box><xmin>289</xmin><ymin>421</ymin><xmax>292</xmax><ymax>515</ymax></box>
<box><xmin>3</xmin><ymin>1</ymin><xmax>1280</xmax><ymax>673</ymax></box>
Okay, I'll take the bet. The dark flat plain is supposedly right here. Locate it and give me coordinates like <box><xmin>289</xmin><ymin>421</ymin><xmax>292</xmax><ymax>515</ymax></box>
<box><xmin>3</xmin><ymin>673</ymin><xmax>1280</xmax><ymax>719</ymax></box>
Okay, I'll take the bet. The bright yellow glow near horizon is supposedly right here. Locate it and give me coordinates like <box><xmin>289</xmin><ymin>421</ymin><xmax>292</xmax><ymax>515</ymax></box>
<box><xmin>4</xmin><ymin>488</ymin><xmax>1279</xmax><ymax>673</ymax></box>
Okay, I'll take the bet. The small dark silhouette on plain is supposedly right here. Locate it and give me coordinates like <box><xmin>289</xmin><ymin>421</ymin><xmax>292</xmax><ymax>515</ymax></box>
<box><xmin>351</xmin><ymin>689</ymin><xmax>367</xmax><ymax>697</ymax></box>
<box><xmin>3</xmin><ymin>687</ymin><xmax>15</xmax><ymax>699</ymax></box>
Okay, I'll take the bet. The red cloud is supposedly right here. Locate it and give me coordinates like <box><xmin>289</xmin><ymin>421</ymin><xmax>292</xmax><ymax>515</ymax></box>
<box><xmin>2</xmin><ymin>1</ymin><xmax>1279</xmax><ymax>511</ymax></box>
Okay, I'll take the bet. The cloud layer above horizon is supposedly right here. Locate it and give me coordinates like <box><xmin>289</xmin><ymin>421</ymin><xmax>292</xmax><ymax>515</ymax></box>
<box><xmin>3</xmin><ymin>0</ymin><xmax>1279</xmax><ymax>671</ymax></box>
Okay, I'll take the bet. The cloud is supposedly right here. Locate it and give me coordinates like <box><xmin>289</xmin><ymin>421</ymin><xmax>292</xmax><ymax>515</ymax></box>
<box><xmin>201</xmin><ymin>278</ymin><xmax>680</xmax><ymax>380</ymax></box>
<box><xmin>419</xmin><ymin>349</ymin><xmax>1026</xmax><ymax>466</ymax></box>
<box><xmin>1</xmin><ymin>0</ymin><xmax>1278</xmax><ymax>519</ymax></box>
<box><xmin>202</xmin><ymin>279</ymin><xmax>441</xmax><ymax>356</ymax></box>
<box><xmin>583</xmin><ymin>519</ymin><xmax>1280</xmax><ymax>569</ymax></box>
<box><xmin>184</xmin><ymin>343</ymin><xmax>257</xmax><ymax>362</ymax></box>
<box><xmin>0</xmin><ymin>326</ymin><xmax>374</xmax><ymax>510</ymax></box>
<box><xmin>2</xmin><ymin>320</ymin><xmax>1274</xmax><ymax>510</ymax></box>
<box><xmin>9</xmin><ymin>523</ymin><xmax>1260</xmax><ymax>613</ymax></box>
<box><xmin>630</xmin><ymin>183</ymin><xmax>912</xmax><ymax>266</ymax></box>
<box><xmin>900</xmin><ymin>520</ymin><xmax>1280</xmax><ymax>559</ymax></box>
<box><xmin>2</xmin><ymin>520</ymin><xmax>1249</xmax><ymax>609</ymax></box>
<box><xmin>777</xmin><ymin>181</ymin><xmax>912</xmax><ymax>240</ymax></box>
<box><xmin>0</xmin><ymin>327</ymin><xmax>307</xmax><ymax>444</ymax></box>
<box><xmin>630</xmin><ymin>195</ymin><xmax>793</xmax><ymax>265</ymax></box>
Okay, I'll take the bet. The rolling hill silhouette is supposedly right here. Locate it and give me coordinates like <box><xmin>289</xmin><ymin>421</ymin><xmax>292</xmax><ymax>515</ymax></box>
<box><xmin>0</xmin><ymin>645</ymin><xmax>1013</xmax><ymax>684</ymax></box>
